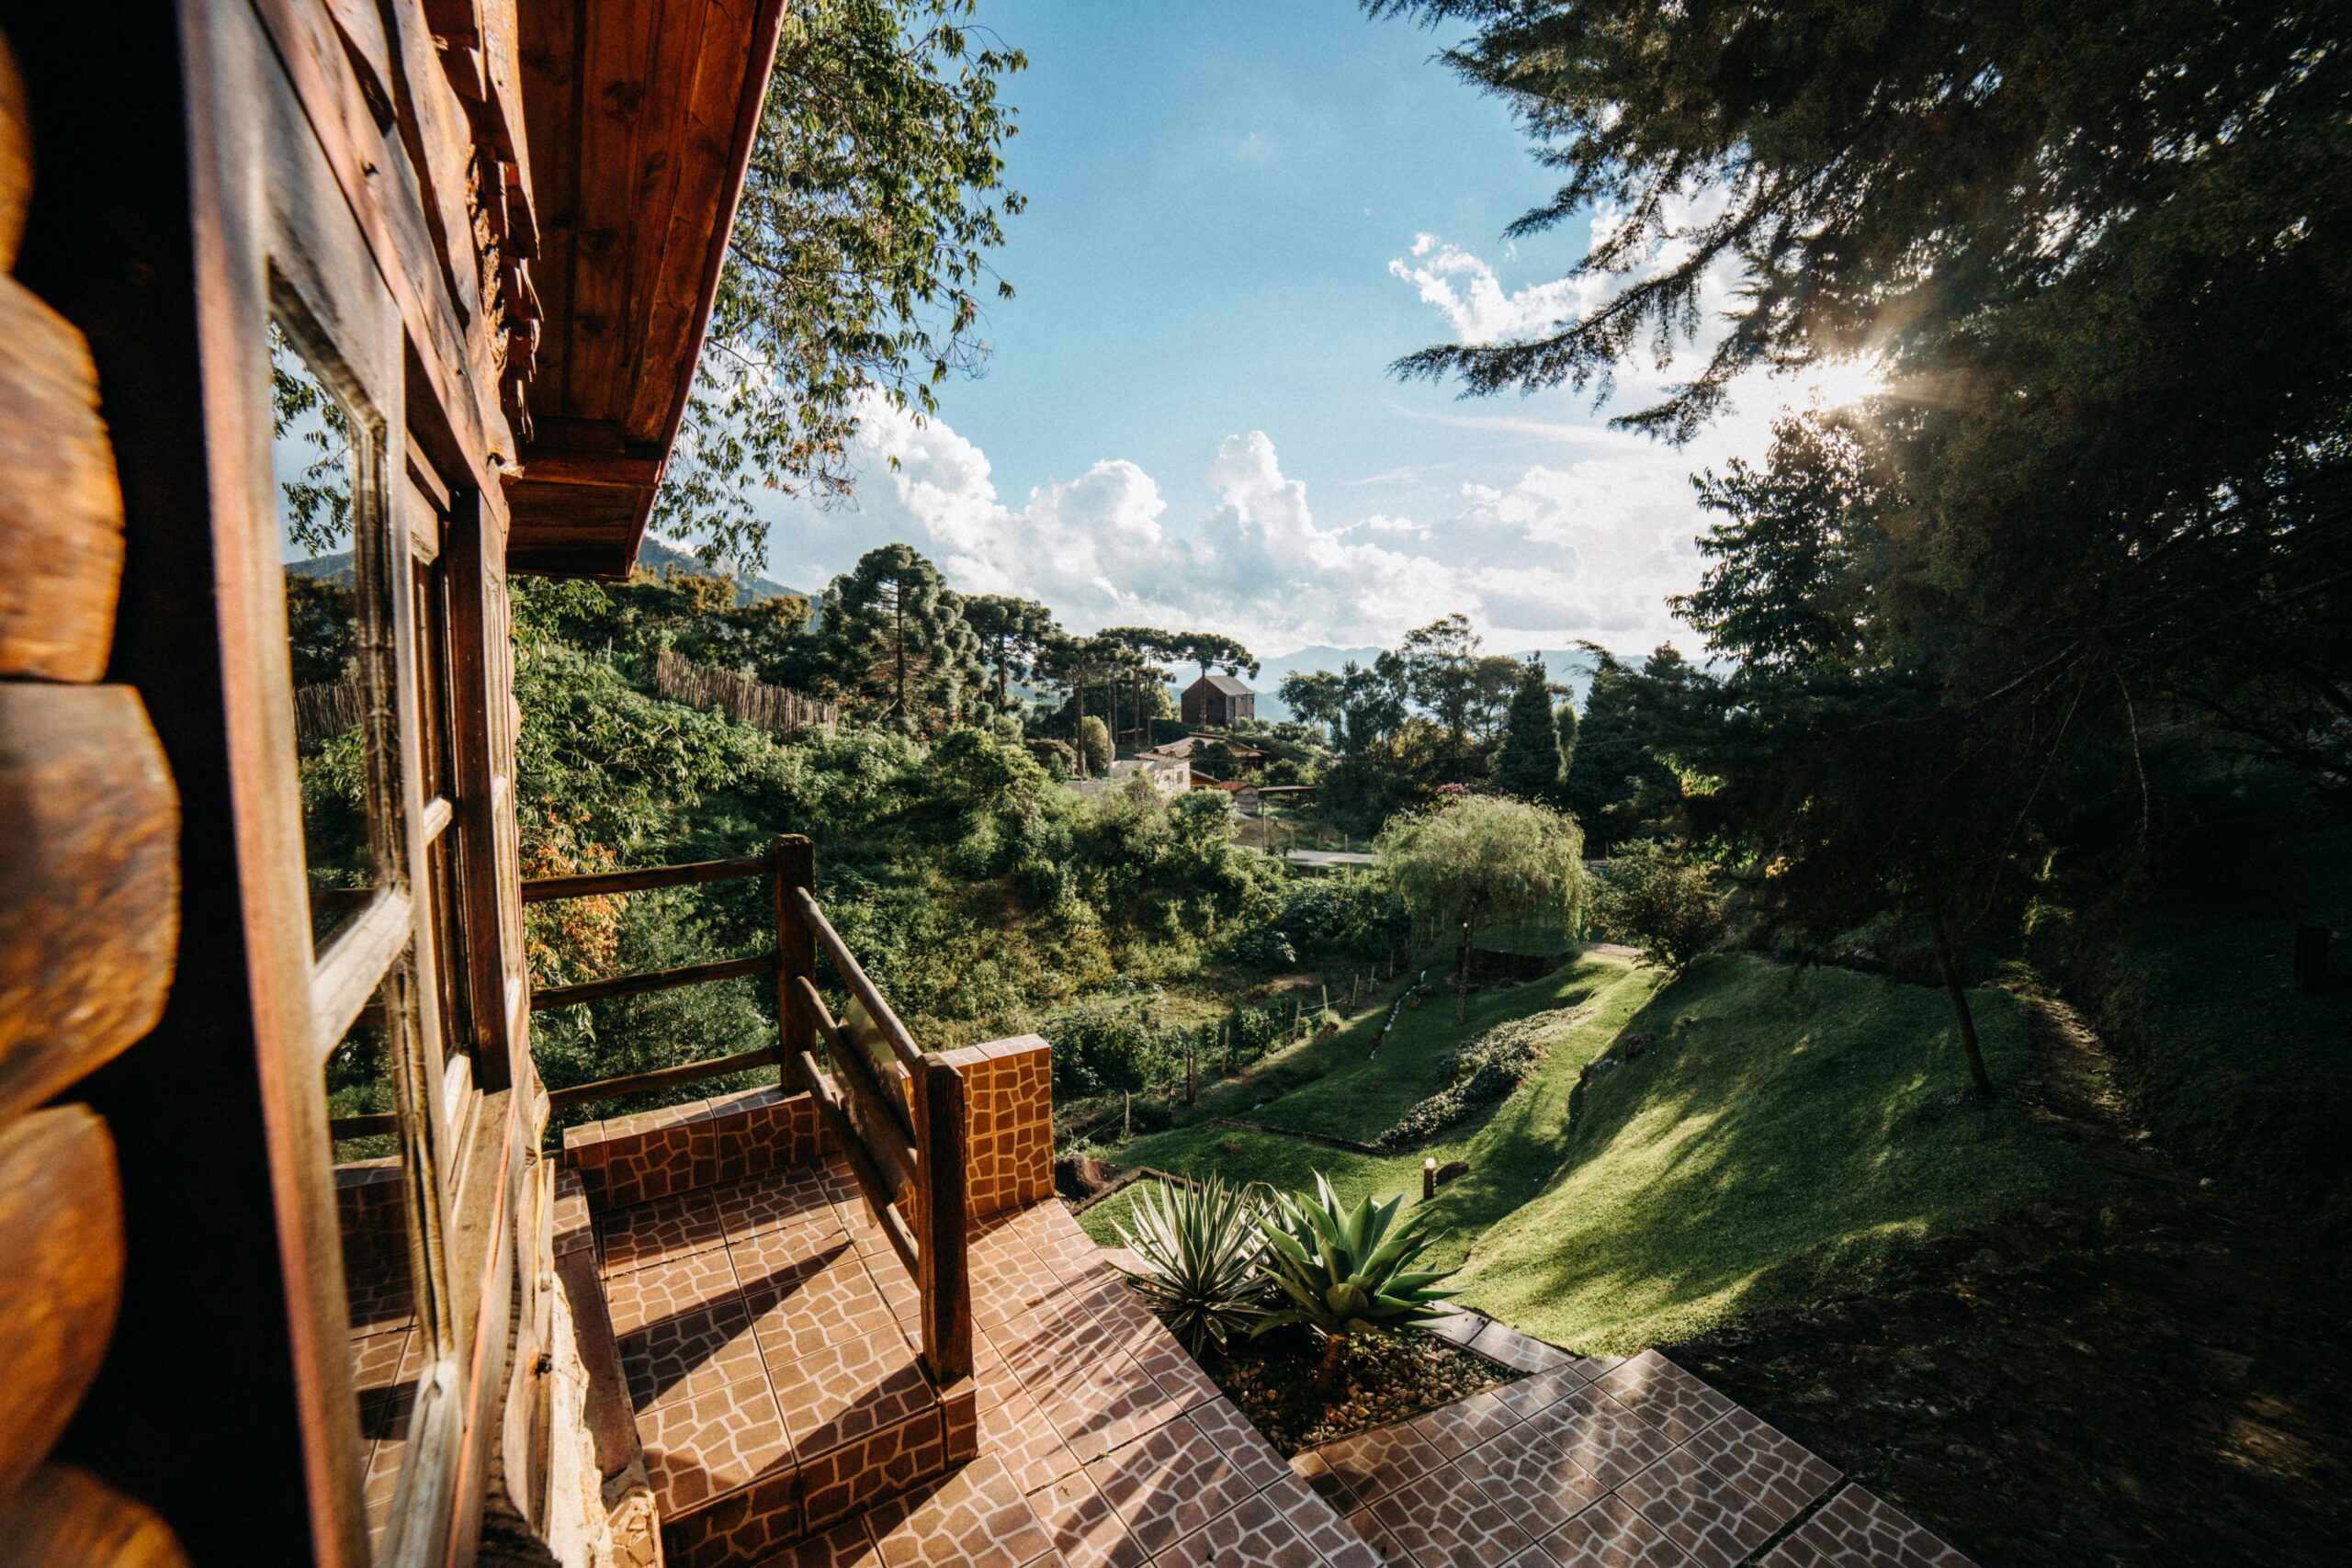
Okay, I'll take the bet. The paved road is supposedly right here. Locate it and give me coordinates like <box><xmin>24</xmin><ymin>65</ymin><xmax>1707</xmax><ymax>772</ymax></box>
<box><xmin>1281</xmin><ymin>848</ymin><xmax>1380</xmax><ymax>868</ymax></box>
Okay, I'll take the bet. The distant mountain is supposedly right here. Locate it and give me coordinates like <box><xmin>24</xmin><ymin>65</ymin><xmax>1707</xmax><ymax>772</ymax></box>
<box><xmin>635</xmin><ymin>537</ymin><xmax>815</xmax><ymax>607</ymax></box>
<box><xmin>284</xmin><ymin>537</ymin><xmax>816</xmax><ymax>612</ymax></box>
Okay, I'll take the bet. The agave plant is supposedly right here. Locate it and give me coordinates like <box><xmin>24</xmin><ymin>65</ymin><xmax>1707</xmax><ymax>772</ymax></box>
<box><xmin>1255</xmin><ymin>1172</ymin><xmax>1458</xmax><ymax>1392</ymax></box>
<box><xmin>1112</xmin><ymin>1175</ymin><xmax>1270</xmax><ymax>1356</ymax></box>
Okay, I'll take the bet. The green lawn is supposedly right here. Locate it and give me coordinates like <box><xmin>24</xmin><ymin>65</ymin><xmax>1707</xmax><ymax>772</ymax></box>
<box><xmin>1080</xmin><ymin>952</ymin><xmax>2093</xmax><ymax>1354</ymax></box>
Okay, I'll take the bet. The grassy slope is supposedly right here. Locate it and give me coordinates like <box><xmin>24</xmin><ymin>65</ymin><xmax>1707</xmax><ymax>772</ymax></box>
<box><xmin>2053</xmin><ymin>783</ymin><xmax>2352</xmax><ymax>1219</ymax></box>
<box><xmin>1081</xmin><ymin>953</ymin><xmax>2090</xmax><ymax>1355</ymax></box>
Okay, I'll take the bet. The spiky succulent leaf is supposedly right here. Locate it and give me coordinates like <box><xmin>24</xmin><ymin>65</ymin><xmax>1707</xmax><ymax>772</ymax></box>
<box><xmin>1250</xmin><ymin>1171</ymin><xmax>1459</xmax><ymax>1346</ymax></box>
<box><xmin>1114</xmin><ymin>1176</ymin><xmax>1269</xmax><ymax>1356</ymax></box>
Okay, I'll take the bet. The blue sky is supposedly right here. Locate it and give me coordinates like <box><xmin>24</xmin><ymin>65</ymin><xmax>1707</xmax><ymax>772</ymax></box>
<box><xmin>725</xmin><ymin>1</ymin><xmax>1856</xmax><ymax>660</ymax></box>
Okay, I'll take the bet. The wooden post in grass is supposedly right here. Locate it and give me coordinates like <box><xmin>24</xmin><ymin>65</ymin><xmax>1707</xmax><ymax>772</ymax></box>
<box><xmin>1123</xmin><ymin>1092</ymin><xmax>1131</xmax><ymax>1139</ymax></box>
<box><xmin>1422</xmin><ymin>1157</ymin><xmax>1437</xmax><ymax>1201</ymax></box>
<box><xmin>1222</xmin><ymin>1024</ymin><xmax>1231</xmax><ymax>1077</ymax></box>
<box><xmin>1185</xmin><ymin>1046</ymin><xmax>1196</xmax><ymax>1107</ymax></box>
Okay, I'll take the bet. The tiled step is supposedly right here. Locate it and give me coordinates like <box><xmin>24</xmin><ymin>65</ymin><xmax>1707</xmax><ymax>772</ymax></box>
<box><xmin>594</xmin><ymin>1158</ymin><xmax>971</xmax><ymax>1567</ymax></box>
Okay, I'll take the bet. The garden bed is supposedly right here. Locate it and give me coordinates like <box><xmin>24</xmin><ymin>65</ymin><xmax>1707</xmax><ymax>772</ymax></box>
<box><xmin>1157</xmin><ymin>1307</ymin><xmax>1522</xmax><ymax>1454</ymax></box>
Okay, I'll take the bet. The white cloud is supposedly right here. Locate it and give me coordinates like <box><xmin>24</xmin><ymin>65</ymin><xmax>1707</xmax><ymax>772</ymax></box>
<box><xmin>1385</xmin><ymin>233</ymin><xmax>1604</xmax><ymax>347</ymax></box>
<box><xmin>767</xmin><ymin>396</ymin><xmax>1695</xmax><ymax>656</ymax></box>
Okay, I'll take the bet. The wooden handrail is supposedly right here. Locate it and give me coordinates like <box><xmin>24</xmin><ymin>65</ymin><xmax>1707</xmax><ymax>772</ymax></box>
<box><xmin>529</xmin><ymin>953</ymin><xmax>777</xmax><ymax>1012</ymax></box>
<box><xmin>521</xmin><ymin>840</ymin><xmax>970</xmax><ymax>1387</ymax></box>
<box><xmin>521</xmin><ymin>854</ymin><xmax>770</xmax><ymax>904</ymax></box>
<box><xmin>792</xmin><ymin>886</ymin><xmax>924</xmax><ymax>1073</ymax></box>
<box><xmin>546</xmin><ymin>1047</ymin><xmax>777</xmax><ymax>1112</ymax></box>
<box><xmin>794</xmin><ymin>976</ymin><xmax>917</xmax><ymax>1150</ymax></box>
<box><xmin>328</xmin><ymin>1112</ymin><xmax>397</xmax><ymax>1140</ymax></box>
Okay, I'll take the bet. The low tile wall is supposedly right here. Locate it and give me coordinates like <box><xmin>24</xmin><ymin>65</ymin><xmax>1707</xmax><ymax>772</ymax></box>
<box><xmin>935</xmin><ymin>1034</ymin><xmax>1054</xmax><ymax>1222</ymax></box>
<box><xmin>562</xmin><ymin>1085</ymin><xmax>822</xmax><ymax>1212</ymax></box>
<box><xmin>559</xmin><ymin>1036</ymin><xmax>1053</xmax><ymax>1224</ymax></box>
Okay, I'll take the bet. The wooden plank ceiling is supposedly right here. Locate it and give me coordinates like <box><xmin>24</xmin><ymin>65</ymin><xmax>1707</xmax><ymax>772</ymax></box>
<box><xmin>506</xmin><ymin>0</ymin><xmax>785</xmax><ymax>577</ymax></box>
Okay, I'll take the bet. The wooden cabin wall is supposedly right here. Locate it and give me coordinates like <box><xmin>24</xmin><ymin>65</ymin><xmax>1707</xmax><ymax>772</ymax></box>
<box><xmin>0</xmin><ymin>2</ymin><xmax>565</xmax><ymax>1562</ymax></box>
<box><xmin>0</xmin><ymin>16</ymin><xmax>195</xmax><ymax>1566</ymax></box>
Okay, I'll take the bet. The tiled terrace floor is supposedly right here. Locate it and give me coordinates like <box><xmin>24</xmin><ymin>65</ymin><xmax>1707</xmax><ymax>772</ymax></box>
<box><xmin>597</xmin><ymin>1157</ymin><xmax>1972</xmax><ymax>1568</ymax></box>
<box><xmin>1301</xmin><ymin>1314</ymin><xmax>1975</xmax><ymax>1568</ymax></box>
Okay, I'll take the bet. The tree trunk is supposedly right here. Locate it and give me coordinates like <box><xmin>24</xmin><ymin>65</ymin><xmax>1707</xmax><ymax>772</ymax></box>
<box><xmin>1929</xmin><ymin>909</ymin><xmax>1996</xmax><ymax>1099</ymax></box>
<box><xmin>1312</xmin><ymin>1333</ymin><xmax>1349</xmax><ymax>1395</ymax></box>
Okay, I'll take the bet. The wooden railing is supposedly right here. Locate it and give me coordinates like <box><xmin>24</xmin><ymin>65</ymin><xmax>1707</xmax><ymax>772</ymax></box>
<box><xmin>501</xmin><ymin>836</ymin><xmax>970</xmax><ymax>1383</ymax></box>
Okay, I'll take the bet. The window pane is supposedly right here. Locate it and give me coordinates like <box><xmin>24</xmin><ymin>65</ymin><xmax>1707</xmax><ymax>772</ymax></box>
<box><xmin>272</xmin><ymin>323</ymin><xmax>384</xmax><ymax>951</ymax></box>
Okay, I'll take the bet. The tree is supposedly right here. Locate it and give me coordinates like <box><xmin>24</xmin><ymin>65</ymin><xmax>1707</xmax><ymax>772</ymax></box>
<box><xmin>1173</xmin><ymin>632</ymin><xmax>1260</xmax><ymax>684</ymax></box>
<box><xmin>816</xmin><ymin>544</ymin><xmax>984</xmax><ymax>728</ymax></box>
<box><xmin>963</xmin><ymin>593</ymin><xmax>1058</xmax><ymax>715</ymax></box>
<box><xmin>1589</xmin><ymin>840</ymin><xmax>1724</xmax><ymax>974</ymax></box>
<box><xmin>1074</xmin><ymin>716</ymin><xmax>1112</xmax><ymax>779</ymax></box>
<box><xmin>1493</xmin><ymin>660</ymin><xmax>1564</xmax><ymax>802</ymax></box>
<box><xmin>1374</xmin><ymin>0</ymin><xmax>2352</xmax><ymax>821</ymax></box>
<box><xmin>1378</xmin><ymin>795</ymin><xmax>1586</xmax><ymax>1022</ymax></box>
<box><xmin>1098</xmin><ymin>626</ymin><xmax>1182</xmax><ymax>747</ymax></box>
<box><xmin>657</xmin><ymin>1</ymin><xmax>1025</xmax><ymax>560</ymax></box>
<box><xmin>1401</xmin><ymin>614</ymin><xmax>1484</xmax><ymax>777</ymax></box>
<box><xmin>1562</xmin><ymin>649</ymin><xmax>1679</xmax><ymax>852</ymax></box>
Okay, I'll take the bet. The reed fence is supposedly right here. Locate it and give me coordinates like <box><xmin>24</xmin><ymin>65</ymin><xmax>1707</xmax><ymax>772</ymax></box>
<box><xmin>294</xmin><ymin>675</ymin><xmax>364</xmax><ymax>743</ymax></box>
<box><xmin>655</xmin><ymin>649</ymin><xmax>836</xmax><ymax>735</ymax></box>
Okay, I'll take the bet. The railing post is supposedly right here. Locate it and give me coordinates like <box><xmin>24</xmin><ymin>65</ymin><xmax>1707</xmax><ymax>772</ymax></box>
<box><xmin>916</xmin><ymin>1057</ymin><xmax>972</xmax><ymax>1384</ymax></box>
<box><xmin>771</xmin><ymin>835</ymin><xmax>815</xmax><ymax>1093</ymax></box>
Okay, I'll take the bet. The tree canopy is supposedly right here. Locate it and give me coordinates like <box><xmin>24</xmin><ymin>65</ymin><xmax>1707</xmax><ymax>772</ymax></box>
<box><xmin>816</xmin><ymin>544</ymin><xmax>985</xmax><ymax>729</ymax></box>
<box><xmin>1493</xmin><ymin>659</ymin><xmax>1565</xmax><ymax>803</ymax></box>
<box><xmin>656</xmin><ymin>1</ymin><xmax>1025</xmax><ymax>565</ymax></box>
<box><xmin>1379</xmin><ymin>794</ymin><xmax>1586</xmax><ymax>1021</ymax></box>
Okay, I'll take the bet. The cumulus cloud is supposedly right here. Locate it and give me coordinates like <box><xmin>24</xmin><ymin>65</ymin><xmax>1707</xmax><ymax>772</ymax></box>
<box><xmin>765</xmin><ymin>396</ymin><xmax>1695</xmax><ymax>656</ymax></box>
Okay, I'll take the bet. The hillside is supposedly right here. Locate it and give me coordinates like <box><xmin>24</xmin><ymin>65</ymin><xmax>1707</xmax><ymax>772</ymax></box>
<box><xmin>1080</xmin><ymin>951</ymin><xmax>2084</xmax><ymax>1353</ymax></box>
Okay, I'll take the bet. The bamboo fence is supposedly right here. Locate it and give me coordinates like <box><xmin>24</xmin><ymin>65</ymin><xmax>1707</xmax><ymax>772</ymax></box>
<box><xmin>655</xmin><ymin>649</ymin><xmax>836</xmax><ymax>735</ymax></box>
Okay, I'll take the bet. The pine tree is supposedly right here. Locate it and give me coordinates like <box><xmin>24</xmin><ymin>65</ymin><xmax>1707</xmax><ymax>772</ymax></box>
<box><xmin>817</xmin><ymin>543</ymin><xmax>984</xmax><ymax>729</ymax></box>
<box><xmin>1493</xmin><ymin>660</ymin><xmax>1563</xmax><ymax>802</ymax></box>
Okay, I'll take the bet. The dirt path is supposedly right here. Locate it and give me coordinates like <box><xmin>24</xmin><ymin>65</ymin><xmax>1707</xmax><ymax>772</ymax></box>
<box><xmin>1663</xmin><ymin>991</ymin><xmax>2352</xmax><ymax>1565</ymax></box>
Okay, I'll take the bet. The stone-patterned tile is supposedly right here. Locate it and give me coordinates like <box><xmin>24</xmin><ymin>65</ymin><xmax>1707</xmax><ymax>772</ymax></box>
<box><xmin>973</xmin><ymin>1330</ymin><xmax>1029</xmax><ymax>1412</ymax></box>
<box><xmin>602</xmin><ymin>1246</ymin><xmax>741</xmax><ymax>1337</ymax></box>
<box><xmin>1539</xmin><ymin>1494</ymin><xmax>1696</xmax><ymax>1568</ymax></box>
<box><xmin>1288</xmin><ymin>1450</ymin><xmax>1357</xmax><ymax>1513</ymax></box>
<box><xmin>1674</xmin><ymin>1408</ymin><xmax>1838</xmax><ymax>1520</ymax></box>
<box><xmin>1255</xmin><ymin>1474</ymin><xmax>1381</xmax><ymax>1568</ymax></box>
<box><xmin>1341</xmin><ymin>1505</ymin><xmax>1416</xmax><ymax>1566</ymax></box>
<box><xmin>741</xmin><ymin>1241</ymin><xmax>899</xmax><ymax>1364</ymax></box>
<box><xmin>600</xmin><ymin>1192</ymin><xmax>729</xmax><ymax>1274</ymax></box>
<box><xmin>1530</xmin><ymin>1386</ymin><xmax>1685</xmax><ymax>1489</ymax></box>
<box><xmin>1153</xmin><ymin>1488</ymin><xmax>1326</xmax><ymax>1568</ymax></box>
<box><xmin>1495</xmin><ymin>1367</ymin><xmax>1601</xmax><ymax>1423</ymax></box>
<box><xmin>1363</xmin><ymin>1460</ymin><xmax>1535</xmax><ymax>1568</ymax></box>
<box><xmin>1080</xmin><ymin>1418</ymin><xmax>1258</xmax><ymax>1559</ymax></box>
<box><xmin>617</xmin><ymin>1297</ymin><xmax>765</xmax><ymax>1411</ymax></box>
<box><xmin>660</xmin><ymin>1465</ymin><xmax>801</xmax><ymax>1568</ymax></box>
<box><xmin>797</xmin><ymin>1409</ymin><xmax>948</xmax><ymax>1533</ymax></box>
<box><xmin>350</xmin><ymin>1325</ymin><xmax>414</xmax><ymax>1450</ymax></box>
<box><xmin>1470</xmin><ymin>1321</ymin><xmax>1581</xmax><ymax>1376</ymax></box>
<box><xmin>983</xmin><ymin>1388</ymin><xmax>1086</xmax><ymax>1495</ymax></box>
<box><xmin>712</xmin><ymin>1163</ymin><xmax>841</xmax><ymax>1242</ymax></box>
<box><xmin>1452</xmin><ymin>1418</ymin><xmax>1609</xmax><ymax>1534</ymax></box>
<box><xmin>1618</xmin><ymin>1442</ymin><xmax>1798</xmax><ymax>1568</ymax></box>
<box><xmin>769</xmin><ymin>1325</ymin><xmax>937</xmax><ymax>1456</ymax></box>
<box><xmin>1309</xmin><ymin>1420</ymin><xmax>1448</xmax><ymax>1508</ymax></box>
<box><xmin>991</xmin><ymin>1302</ymin><xmax>1116</xmax><ymax>1398</ymax></box>
<box><xmin>1424</xmin><ymin>1308</ymin><xmax>1488</xmax><ymax>1348</ymax></box>
<box><xmin>1406</xmin><ymin>1384</ymin><xmax>1522</xmax><ymax>1461</ymax></box>
<box><xmin>1024</xmin><ymin>1471</ymin><xmax>1149</xmax><ymax>1568</ymax></box>
<box><xmin>1757</xmin><ymin>1484</ymin><xmax>1975</xmax><ymax>1568</ymax></box>
<box><xmin>971</xmin><ymin>1240</ymin><xmax>1069</xmax><ymax>1327</ymax></box>
<box><xmin>1591</xmin><ymin>1352</ymin><xmax>1736</xmax><ymax>1444</ymax></box>
<box><xmin>1183</xmin><ymin>1397</ymin><xmax>1292</xmax><ymax>1491</ymax></box>
<box><xmin>864</xmin><ymin>1454</ymin><xmax>1058</xmax><ymax>1568</ymax></box>
<box><xmin>637</xmin><ymin>1371</ymin><xmax>792</xmax><ymax>1516</ymax></box>
<box><xmin>1037</xmin><ymin>1352</ymin><xmax>1188</xmax><ymax>1459</ymax></box>
<box><xmin>765</xmin><ymin>1517</ymin><xmax>881</xmax><ymax>1567</ymax></box>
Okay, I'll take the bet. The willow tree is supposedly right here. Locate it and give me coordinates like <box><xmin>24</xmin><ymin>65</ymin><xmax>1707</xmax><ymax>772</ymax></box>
<box><xmin>1378</xmin><ymin>795</ymin><xmax>1586</xmax><ymax>1022</ymax></box>
<box><xmin>657</xmin><ymin>1</ymin><xmax>1025</xmax><ymax>568</ymax></box>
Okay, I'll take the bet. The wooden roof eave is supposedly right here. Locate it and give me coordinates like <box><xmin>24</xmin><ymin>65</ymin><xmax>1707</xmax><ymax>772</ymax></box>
<box><xmin>503</xmin><ymin>0</ymin><xmax>788</xmax><ymax>580</ymax></box>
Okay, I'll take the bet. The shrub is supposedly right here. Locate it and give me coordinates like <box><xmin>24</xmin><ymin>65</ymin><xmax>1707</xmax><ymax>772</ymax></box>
<box><xmin>1590</xmin><ymin>839</ymin><xmax>1725</xmax><ymax>973</ymax></box>
<box><xmin>1256</xmin><ymin>1173</ymin><xmax>1458</xmax><ymax>1391</ymax></box>
<box><xmin>1378</xmin><ymin>1010</ymin><xmax>1559</xmax><ymax>1148</ymax></box>
<box><xmin>1113</xmin><ymin>1177</ymin><xmax>1270</xmax><ymax>1355</ymax></box>
<box><xmin>1076</xmin><ymin>715</ymin><xmax>1112</xmax><ymax>774</ymax></box>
